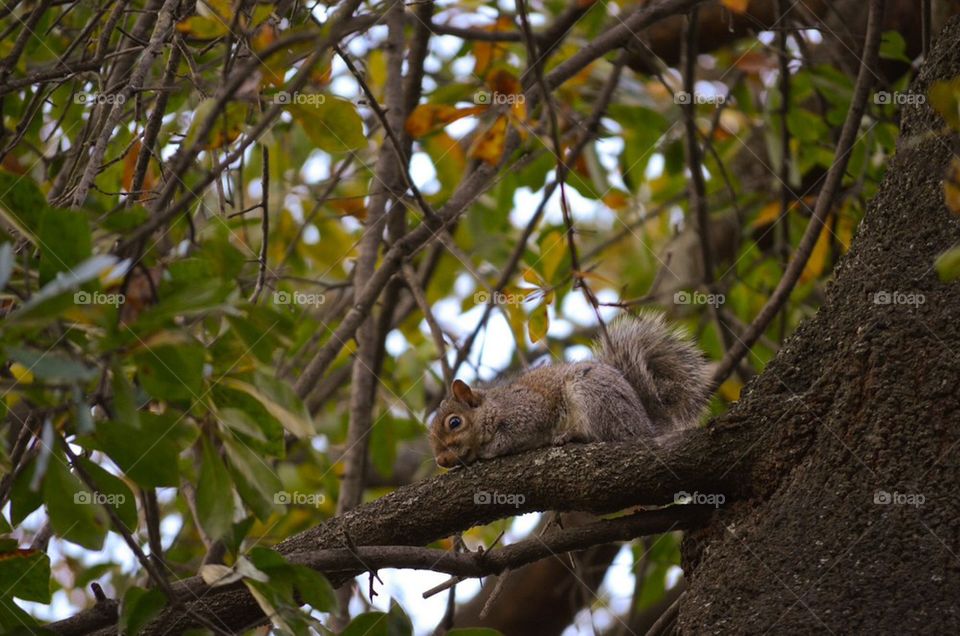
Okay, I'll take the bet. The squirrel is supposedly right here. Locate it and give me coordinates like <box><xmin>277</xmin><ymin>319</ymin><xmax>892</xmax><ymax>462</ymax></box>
<box><xmin>429</xmin><ymin>312</ymin><xmax>711</xmax><ymax>468</ymax></box>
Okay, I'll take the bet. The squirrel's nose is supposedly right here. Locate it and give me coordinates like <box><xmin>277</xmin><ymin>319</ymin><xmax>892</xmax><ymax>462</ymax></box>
<box><xmin>436</xmin><ymin>452</ymin><xmax>456</xmax><ymax>468</ymax></box>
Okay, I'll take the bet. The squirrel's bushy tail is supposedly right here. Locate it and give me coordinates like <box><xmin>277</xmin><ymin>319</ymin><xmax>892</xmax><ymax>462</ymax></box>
<box><xmin>592</xmin><ymin>312</ymin><xmax>711</xmax><ymax>431</ymax></box>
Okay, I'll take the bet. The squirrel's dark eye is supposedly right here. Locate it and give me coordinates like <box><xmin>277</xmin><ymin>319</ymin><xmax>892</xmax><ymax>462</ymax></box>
<box><xmin>446</xmin><ymin>415</ymin><xmax>462</xmax><ymax>430</ymax></box>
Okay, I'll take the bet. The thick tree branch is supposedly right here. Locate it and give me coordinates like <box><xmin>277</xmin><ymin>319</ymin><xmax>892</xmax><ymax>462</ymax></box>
<box><xmin>53</xmin><ymin>427</ymin><xmax>755</xmax><ymax>634</ymax></box>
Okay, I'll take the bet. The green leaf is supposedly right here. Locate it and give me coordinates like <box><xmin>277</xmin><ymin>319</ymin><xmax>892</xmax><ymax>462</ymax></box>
<box><xmin>0</xmin><ymin>594</ymin><xmax>40</xmax><ymax>632</ymax></box>
<box><xmin>0</xmin><ymin>170</ymin><xmax>47</xmax><ymax>241</ymax></box>
<box><xmin>196</xmin><ymin>437</ymin><xmax>235</xmax><ymax>540</ymax></box>
<box><xmin>134</xmin><ymin>341</ymin><xmax>204</xmax><ymax>402</ymax></box>
<box><xmin>879</xmin><ymin>30</ymin><xmax>910</xmax><ymax>63</ymax></box>
<box><xmin>111</xmin><ymin>364</ymin><xmax>140</xmax><ymax>428</ymax></box>
<box><xmin>341</xmin><ymin>612</ymin><xmax>390</xmax><ymax>636</ymax></box>
<box><xmin>4</xmin><ymin>346</ymin><xmax>97</xmax><ymax>383</ymax></box>
<box><xmin>120</xmin><ymin>586</ymin><xmax>168</xmax><ymax>636</ymax></box>
<box><xmin>102</xmin><ymin>205</ymin><xmax>149</xmax><ymax>232</ymax></box>
<box><xmin>386</xmin><ymin>600</ymin><xmax>413</xmax><ymax>636</ymax></box>
<box><xmin>287</xmin><ymin>96</ymin><xmax>365</xmax><ymax>153</ymax></box>
<box><xmin>75</xmin><ymin>457</ymin><xmax>138</xmax><ymax>532</ymax></box>
<box><xmin>0</xmin><ymin>548</ymin><xmax>50</xmax><ymax>602</ymax></box>
<box><xmin>36</xmin><ymin>207</ymin><xmax>92</xmax><ymax>285</ymax></box>
<box><xmin>10</xmin><ymin>462</ymin><xmax>42</xmax><ymax>525</ymax></box>
<box><xmin>93</xmin><ymin>413</ymin><xmax>183</xmax><ymax>487</ymax></box>
<box><xmin>222</xmin><ymin>435</ymin><xmax>283</xmax><ymax>521</ymax></box>
<box><xmin>220</xmin><ymin>375</ymin><xmax>313</xmax><ymax>438</ymax></box>
<box><xmin>292</xmin><ymin>565</ymin><xmax>337</xmax><ymax>613</ymax></box>
<box><xmin>218</xmin><ymin>407</ymin><xmax>268</xmax><ymax>442</ymax></box>
<box><xmin>935</xmin><ymin>245</ymin><xmax>960</xmax><ymax>281</ymax></box>
<box><xmin>43</xmin><ymin>455</ymin><xmax>108</xmax><ymax>549</ymax></box>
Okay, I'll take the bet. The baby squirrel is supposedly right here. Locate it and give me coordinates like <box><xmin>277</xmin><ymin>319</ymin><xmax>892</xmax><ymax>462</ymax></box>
<box><xmin>429</xmin><ymin>313</ymin><xmax>711</xmax><ymax>468</ymax></box>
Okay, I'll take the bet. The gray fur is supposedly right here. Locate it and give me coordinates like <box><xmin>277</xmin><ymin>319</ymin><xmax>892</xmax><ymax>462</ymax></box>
<box><xmin>429</xmin><ymin>312</ymin><xmax>710</xmax><ymax>467</ymax></box>
<box><xmin>592</xmin><ymin>312</ymin><xmax>712</xmax><ymax>431</ymax></box>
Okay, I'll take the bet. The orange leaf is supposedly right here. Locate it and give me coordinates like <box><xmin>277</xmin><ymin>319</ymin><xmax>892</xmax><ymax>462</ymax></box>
<box><xmin>752</xmin><ymin>201</ymin><xmax>783</xmax><ymax>230</ymax></box>
<box><xmin>468</xmin><ymin>117</ymin><xmax>508</xmax><ymax>165</ymax></box>
<box><xmin>486</xmin><ymin>68</ymin><xmax>522</xmax><ymax>95</ymax></box>
<box><xmin>602</xmin><ymin>190</ymin><xmax>630</xmax><ymax>211</ymax></box>
<box><xmin>721</xmin><ymin>0</ymin><xmax>750</xmax><ymax>13</ymax></box>
<box><xmin>329</xmin><ymin>196</ymin><xmax>367</xmax><ymax>220</ymax></box>
<box><xmin>734</xmin><ymin>51</ymin><xmax>775</xmax><ymax>75</ymax></box>
<box><xmin>473</xmin><ymin>17</ymin><xmax>514</xmax><ymax>76</ymax></box>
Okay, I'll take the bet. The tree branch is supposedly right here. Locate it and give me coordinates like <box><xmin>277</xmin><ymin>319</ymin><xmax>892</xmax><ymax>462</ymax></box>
<box><xmin>54</xmin><ymin>426</ymin><xmax>757</xmax><ymax>634</ymax></box>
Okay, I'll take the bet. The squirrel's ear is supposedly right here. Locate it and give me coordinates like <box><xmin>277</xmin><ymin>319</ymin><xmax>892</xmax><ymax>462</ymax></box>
<box><xmin>452</xmin><ymin>379</ymin><xmax>480</xmax><ymax>407</ymax></box>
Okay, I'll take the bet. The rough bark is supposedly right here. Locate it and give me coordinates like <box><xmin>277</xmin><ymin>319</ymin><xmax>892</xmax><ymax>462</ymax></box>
<box><xmin>676</xmin><ymin>16</ymin><xmax>960</xmax><ymax>633</ymax></box>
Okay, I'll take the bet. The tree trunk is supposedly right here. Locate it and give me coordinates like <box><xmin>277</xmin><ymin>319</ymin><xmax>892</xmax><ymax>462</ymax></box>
<box><xmin>677</xmin><ymin>17</ymin><xmax>960</xmax><ymax>633</ymax></box>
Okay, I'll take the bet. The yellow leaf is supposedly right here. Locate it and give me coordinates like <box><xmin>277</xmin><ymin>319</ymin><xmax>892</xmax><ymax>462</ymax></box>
<box><xmin>468</xmin><ymin>116</ymin><xmax>508</xmax><ymax>165</ymax></box>
<box><xmin>473</xmin><ymin>17</ymin><xmax>514</xmax><ymax>76</ymax></box>
<box><xmin>528</xmin><ymin>301</ymin><xmax>549</xmax><ymax>342</ymax></box>
<box><xmin>405</xmin><ymin>104</ymin><xmax>484</xmax><ymax>138</ymax></box>
<box><xmin>523</xmin><ymin>268</ymin><xmax>545</xmax><ymax>287</ymax></box>
<box><xmin>800</xmin><ymin>214</ymin><xmax>832</xmax><ymax>284</ymax></box>
<box><xmin>945</xmin><ymin>156</ymin><xmax>960</xmax><ymax>214</ymax></box>
<box><xmin>718</xmin><ymin>377</ymin><xmax>743</xmax><ymax>401</ymax></box>
<box><xmin>176</xmin><ymin>16</ymin><xmax>229</xmax><ymax>39</ymax></box>
<box><xmin>10</xmin><ymin>362</ymin><xmax>33</xmax><ymax>385</ymax></box>
<box><xmin>539</xmin><ymin>229</ymin><xmax>567</xmax><ymax>284</ymax></box>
